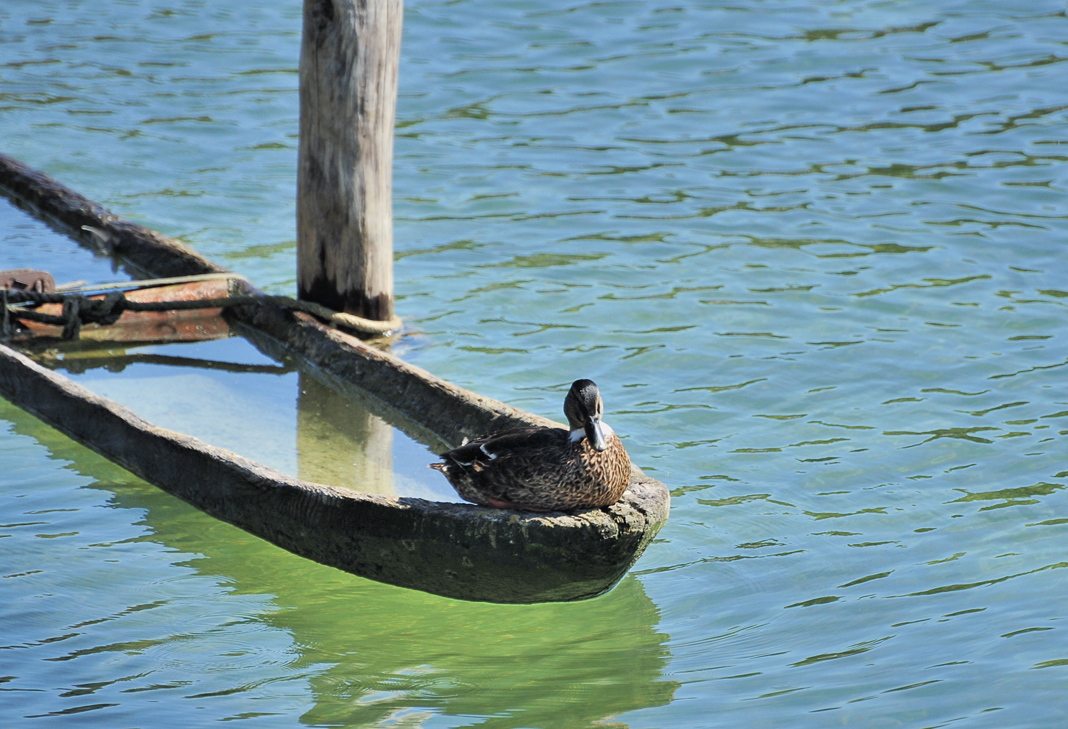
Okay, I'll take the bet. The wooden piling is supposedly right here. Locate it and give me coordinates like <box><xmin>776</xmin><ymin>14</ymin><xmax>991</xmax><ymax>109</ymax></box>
<box><xmin>297</xmin><ymin>0</ymin><xmax>403</xmax><ymax>323</ymax></box>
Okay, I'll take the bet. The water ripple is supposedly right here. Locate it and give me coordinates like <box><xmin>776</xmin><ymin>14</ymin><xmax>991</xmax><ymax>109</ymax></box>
<box><xmin>4</xmin><ymin>0</ymin><xmax>1068</xmax><ymax>725</ymax></box>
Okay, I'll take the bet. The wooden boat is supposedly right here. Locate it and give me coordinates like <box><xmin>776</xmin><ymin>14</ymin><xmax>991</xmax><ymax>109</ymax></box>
<box><xmin>0</xmin><ymin>154</ymin><xmax>670</xmax><ymax>603</ymax></box>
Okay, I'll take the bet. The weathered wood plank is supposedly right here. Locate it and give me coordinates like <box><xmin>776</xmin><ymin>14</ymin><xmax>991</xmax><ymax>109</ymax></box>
<box><xmin>0</xmin><ymin>154</ymin><xmax>226</xmax><ymax>279</ymax></box>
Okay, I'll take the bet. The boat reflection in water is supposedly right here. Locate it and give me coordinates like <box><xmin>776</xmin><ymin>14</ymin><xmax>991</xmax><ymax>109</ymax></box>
<box><xmin>297</xmin><ymin>370</ymin><xmax>396</xmax><ymax>498</ymax></box>
<box><xmin>32</xmin><ymin>335</ymin><xmax>458</xmax><ymax>504</ymax></box>
<box><xmin>1</xmin><ymin>394</ymin><xmax>678</xmax><ymax>728</ymax></box>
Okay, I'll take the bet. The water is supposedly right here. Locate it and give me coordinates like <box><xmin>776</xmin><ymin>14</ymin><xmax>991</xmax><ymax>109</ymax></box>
<box><xmin>2</xmin><ymin>0</ymin><xmax>1068</xmax><ymax>726</ymax></box>
<box><xmin>44</xmin><ymin>337</ymin><xmax>462</xmax><ymax>503</ymax></box>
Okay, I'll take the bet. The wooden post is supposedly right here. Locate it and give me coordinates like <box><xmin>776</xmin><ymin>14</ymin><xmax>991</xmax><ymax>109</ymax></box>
<box><xmin>297</xmin><ymin>0</ymin><xmax>402</xmax><ymax>322</ymax></box>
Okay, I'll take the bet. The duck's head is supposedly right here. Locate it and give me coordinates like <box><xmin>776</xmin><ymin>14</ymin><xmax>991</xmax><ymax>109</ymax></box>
<box><xmin>564</xmin><ymin>379</ymin><xmax>610</xmax><ymax>452</ymax></box>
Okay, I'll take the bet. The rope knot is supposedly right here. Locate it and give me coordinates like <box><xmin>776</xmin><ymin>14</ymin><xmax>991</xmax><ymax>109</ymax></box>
<box><xmin>60</xmin><ymin>292</ymin><xmax>127</xmax><ymax>339</ymax></box>
<box><xmin>82</xmin><ymin>291</ymin><xmax>128</xmax><ymax>326</ymax></box>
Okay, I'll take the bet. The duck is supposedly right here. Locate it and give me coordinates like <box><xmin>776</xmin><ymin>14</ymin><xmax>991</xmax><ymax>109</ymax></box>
<box><xmin>429</xmin><ymin>379</ymin><xmax>631</xmax><ymax>512</ymax></box>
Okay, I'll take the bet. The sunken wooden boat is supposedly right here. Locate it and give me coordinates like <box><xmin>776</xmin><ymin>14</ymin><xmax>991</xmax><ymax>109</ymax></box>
<box><xmin>0</xmin><ymin>154</ymin><xmax>670</xmax><ymax>603</ymax></box>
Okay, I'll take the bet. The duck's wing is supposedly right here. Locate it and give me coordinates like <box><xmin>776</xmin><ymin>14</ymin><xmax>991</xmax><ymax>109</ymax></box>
<box><xmin>440</xmin><ymin>427</ymin><xmax>566</xmax><ymax>468</ymax></box>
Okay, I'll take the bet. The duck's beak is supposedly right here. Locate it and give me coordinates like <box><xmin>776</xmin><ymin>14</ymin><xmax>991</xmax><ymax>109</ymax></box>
<box><xmin>585</xmin><ymin>418</ymin><xmax>608</xmax><ymax>452</ymax></box>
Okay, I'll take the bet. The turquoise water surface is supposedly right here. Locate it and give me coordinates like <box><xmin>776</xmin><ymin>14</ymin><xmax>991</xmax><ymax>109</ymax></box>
<box><xmin>2</xmin><ymin>0</ymin><xmax>1068</xmax><ymax>726</ymax></box>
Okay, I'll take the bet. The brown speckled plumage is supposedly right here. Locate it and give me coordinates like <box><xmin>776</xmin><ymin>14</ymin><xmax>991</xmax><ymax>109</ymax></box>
<box><xmin>430</xmin><ymin>380</ymin><xmax>631</xmax><ymax>512</ymax></box>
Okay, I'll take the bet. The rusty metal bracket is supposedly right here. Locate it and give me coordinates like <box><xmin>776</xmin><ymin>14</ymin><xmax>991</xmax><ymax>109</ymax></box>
<box><xmin>0</xmin><ymin>269</ymin><xmax>56</xmax><ymax>294</ymax></box>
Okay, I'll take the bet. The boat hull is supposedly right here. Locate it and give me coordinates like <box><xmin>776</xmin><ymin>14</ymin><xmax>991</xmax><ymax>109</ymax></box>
<box><xmin>0</xmin><ymin>343</ymin><xmax>667</xmax><ymax>603</ymax></box>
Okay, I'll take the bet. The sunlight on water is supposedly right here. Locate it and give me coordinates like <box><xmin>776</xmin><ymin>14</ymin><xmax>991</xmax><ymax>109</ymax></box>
<box><xmin>40</xmin><ymin>337</ymin><xmax>462</xmax><ymax>503</ymax></box>
<box><xmin>2</xmin><ymin>0</ymin><xmax>1068</xmax><ymax>726</ymax></box>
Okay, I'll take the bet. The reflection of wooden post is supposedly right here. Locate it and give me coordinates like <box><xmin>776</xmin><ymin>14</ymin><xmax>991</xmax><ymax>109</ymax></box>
<box><xmin>297</xmin><ymin>372</ymin><xmax>394</xmax><ymax>495</ymax></box>
<box><xmin>297</xmin><ymin>0</ymin><xmax>402</xmax><ymax>322</ymax></box>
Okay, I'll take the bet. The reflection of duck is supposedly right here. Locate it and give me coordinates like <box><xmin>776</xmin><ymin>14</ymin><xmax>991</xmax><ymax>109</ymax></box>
<box><xmin>430</xmin><ymin>379</ymin><xmax>631</xmax><ymax>511</ymax></box>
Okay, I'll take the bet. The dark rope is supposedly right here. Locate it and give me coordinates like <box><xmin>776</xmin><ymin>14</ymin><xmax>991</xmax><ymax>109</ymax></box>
<box><xmin>0</xmin><ymin>289</ymin><xmax>11</xmax><ymax>339</ymax></box>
